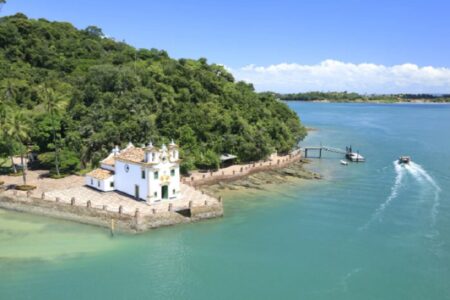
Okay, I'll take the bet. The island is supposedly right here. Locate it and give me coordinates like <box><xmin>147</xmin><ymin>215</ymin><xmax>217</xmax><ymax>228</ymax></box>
<box><xmin>0</xmin><ymin>14</ymin><xmax>311</xmax><ymax>232</ymax></box>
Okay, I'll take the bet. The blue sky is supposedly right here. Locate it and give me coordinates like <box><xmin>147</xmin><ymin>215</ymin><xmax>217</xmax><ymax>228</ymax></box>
<box><xmin>2</xmin><ymin>0</ymin><xmax>450</xmax><ymax>93</ymax></box>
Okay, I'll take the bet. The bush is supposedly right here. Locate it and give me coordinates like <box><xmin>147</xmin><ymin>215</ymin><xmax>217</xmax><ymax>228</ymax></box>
<box><xmin>195</xmin><ymin>150</ymin><xmax>220</xmax><ymax>171</ymax></box>
<box><xmin>38</xmin><ymin>150</ymin><xmax>81</xmax><ymax>175</ymax></box>
<box><xmin>15</xmin><ymin>185</ymin><xmax>37</xmax><ymax>191</ymax></box>
<box><xmin>180</xmin><ymin>156</ymin><xmax>195</xmax><ymax>175</ymax></box>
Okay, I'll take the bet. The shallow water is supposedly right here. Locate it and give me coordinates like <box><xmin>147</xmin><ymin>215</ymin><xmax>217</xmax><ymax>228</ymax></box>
<box><xmin>1</xmin><ymin>102</ymin><xmax>449</xmax><ymax>299</ymax></box>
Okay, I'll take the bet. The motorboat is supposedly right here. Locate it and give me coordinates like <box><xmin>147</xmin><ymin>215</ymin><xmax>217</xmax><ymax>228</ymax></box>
<box><xmin>398</xmin><ymin>156</ymin><xmax>411</xmax><ymax>164</ymax></box>
<box><xmin>345</xmin><ymin>152</ymin><xmax>365</xmax><ymax>162</ymax></box>
<box><xmin>340</xmin><ymin>160</ymin><xmax>348</xmax><ymax>166</ymax></box>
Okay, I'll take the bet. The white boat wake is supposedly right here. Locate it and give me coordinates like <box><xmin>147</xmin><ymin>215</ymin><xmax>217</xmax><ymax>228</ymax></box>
<box><xmin>404</xmin><ymin>162</ymin><xmax>441</xmax><ymax>228</ymax></box>
<box><xmin>360</xmin><ymin>160</ymin><xmax>441</xmax><ymax>231</ymax></box>
<box><xmin>359</xmin><ymin>161</ymin><xmax>405</xmax><ymax>230</ymax></box>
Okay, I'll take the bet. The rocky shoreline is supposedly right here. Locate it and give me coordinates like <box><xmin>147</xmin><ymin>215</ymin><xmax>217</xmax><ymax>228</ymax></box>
<box><xmin>201</xmin><ymin>159</ymin><xmax>321</xmax><ymax>196</ymax></box>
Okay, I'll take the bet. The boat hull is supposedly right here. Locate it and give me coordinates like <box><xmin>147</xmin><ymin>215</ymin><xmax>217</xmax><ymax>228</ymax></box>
<box><xmin>398</xmin><ymin>156</ymin><xmax>411</xmax><ymax>164</ymax></box>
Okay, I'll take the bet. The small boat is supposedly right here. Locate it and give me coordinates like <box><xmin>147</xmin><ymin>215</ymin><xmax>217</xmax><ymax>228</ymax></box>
<box><xmin>398</xmin><ymin>156</ymin><xmax>411</xmax><ymax>164</ymax></box>
<box><xmin>346</xmin><ymin>152</ymin><xmax>365</xmax><ymax>162</ymax></box>
<box><xmin>340</xmin><ymin>160</ymin><xmax>348</xmax><ymax>166</ymax></box>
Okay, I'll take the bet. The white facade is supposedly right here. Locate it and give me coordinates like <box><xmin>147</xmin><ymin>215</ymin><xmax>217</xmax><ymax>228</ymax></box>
<box><xmin>114</xmin><ymin>160</ymin><xmax>148</xmax><ymax>201</ymax></box>
<box><xmin>85</xmin><ymin>141</ymin><xmax>181</xmax><ymax>204</ymax></box>
<box><xmin>85</xmin><ymin>170</ymin><xmax>114</xmax><ymax>192</ymax></box>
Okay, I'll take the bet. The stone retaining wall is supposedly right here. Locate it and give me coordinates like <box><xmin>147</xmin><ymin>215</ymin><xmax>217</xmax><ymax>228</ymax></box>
<box><xmin>0</xmin><ymin>193</ymin><xmax>223</xmax><ymax>233</ymax></box>
<box><xmin>184</xmin><ymin>150</ymin><xmax>302</xmax><ymax>187</ymax></box>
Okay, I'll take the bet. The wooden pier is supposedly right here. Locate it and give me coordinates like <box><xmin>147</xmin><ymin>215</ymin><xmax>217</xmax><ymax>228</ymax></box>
<box><xmin>302</xmin><ymin>146</ymin><xmax>347</xmax><ymax>158</ymax></box>
<box><xmin>302</xmin><ymin>146</ymin><xmax>365</xmax><ymax>162</ymax></box>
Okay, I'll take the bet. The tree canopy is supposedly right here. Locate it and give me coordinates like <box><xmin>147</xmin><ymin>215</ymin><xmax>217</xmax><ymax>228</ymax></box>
<box><xmin>0</xmin><ymin>13</ymin><xmax>306</xmax><ymax>174</ymax></box>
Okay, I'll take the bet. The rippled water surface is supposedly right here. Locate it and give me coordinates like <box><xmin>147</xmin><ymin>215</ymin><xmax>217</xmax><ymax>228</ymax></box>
<box><xmin>1</xmin><ymin>102</ymin><xmax>449</xmax><ymax>299</ymax></box>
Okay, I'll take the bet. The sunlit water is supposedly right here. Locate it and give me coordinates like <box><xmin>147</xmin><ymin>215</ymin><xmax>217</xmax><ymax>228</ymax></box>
<box><xmin>1</xmin><ymin>102</ymin><xmax>449</xmax><ymax>299</ymax></box>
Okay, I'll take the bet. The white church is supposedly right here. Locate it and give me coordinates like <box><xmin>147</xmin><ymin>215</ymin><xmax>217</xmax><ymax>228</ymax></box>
<box><xmin>85</xmin><ymin>141</ymin><xmax>181</xmax><ymax>204</ymax></box>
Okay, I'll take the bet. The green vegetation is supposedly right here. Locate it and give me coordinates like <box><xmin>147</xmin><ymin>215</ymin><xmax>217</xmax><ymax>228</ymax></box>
<box><xmin>0</xmin><ymin>13</ymin><xmax>306</xmax><ymax>175</ymax></box>
<box><xmin>5</xmin><ymin>111</ymin><xmax>31</xmax><ymax>184</ymax></box>
<box><xmin>276</xmin><ymin>91</ymin><xmax>450</xmax><ymax>103</ymax></box>
<box><xmin>38</xmin><ymin>150</ymin><xmax>80</xmax><ymax>175</ymax></box>
<box><xmin>14</xmin><ymin>184</ymin><xmax>37</xmax><ymax>191</ymax></box>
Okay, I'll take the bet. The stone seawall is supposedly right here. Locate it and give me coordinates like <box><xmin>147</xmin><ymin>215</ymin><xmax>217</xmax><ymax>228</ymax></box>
<box><xmin>0</xmin><ymin>193</ymin><xmax>223</xmax><ymax>233</ymax></box>
<box><xmin>184</xmin><ymin>150</ymin><xmax>302</xmax><ymax>187</ymax></box>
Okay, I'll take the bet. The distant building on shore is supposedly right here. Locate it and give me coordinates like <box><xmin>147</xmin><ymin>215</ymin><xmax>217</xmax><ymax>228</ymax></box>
<box><xmin>85</xmin><ymin>141</ymin><xmax>181</xmax><ymax>204</ymax></box>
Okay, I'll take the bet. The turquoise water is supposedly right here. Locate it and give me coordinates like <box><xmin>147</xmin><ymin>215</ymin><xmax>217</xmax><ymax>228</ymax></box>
<box><xmin>1</xmin><ymin>103</ymin><xmax>450</xmax><ymax>299</ymax></box>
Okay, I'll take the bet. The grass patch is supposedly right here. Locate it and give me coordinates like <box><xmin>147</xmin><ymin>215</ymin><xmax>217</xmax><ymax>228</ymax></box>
<box><xmin>0</xmin><ymin>158</ymin><xmax>11</xmax><ymax>167</ymax></box>
<box><xmin>8</xmin><ymin>171</ymin><xmax>23</xmax><ymax>177</ymax></box>
<box><xmin>15</xmin><ymin>185</ymin><xmax>37</xmax><ymax>191</ymax></box>
<box><xmin>75</xmin><ymin>168</ymin><xmax>93</xmax><ymax>176</ymax></box>
<box><xmin>48</xmin><ymin>174</ymin><xmax>68</xmax><ymax>179</ymax></box>
<box><xmin>0</xmin><ymin>158</ymin><xmax>13</xmax><ymax>175</ymax></box>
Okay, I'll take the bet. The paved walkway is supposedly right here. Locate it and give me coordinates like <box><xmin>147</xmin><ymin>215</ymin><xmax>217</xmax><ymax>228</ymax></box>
<box><xmin>0</xmin><ymin>170</ymin><xmax>85</xmax><ymax>195</ymax></box>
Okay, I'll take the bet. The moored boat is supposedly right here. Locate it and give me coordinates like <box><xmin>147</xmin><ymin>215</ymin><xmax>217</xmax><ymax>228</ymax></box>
<box><xmin>340</xmin><ymin>160</ymin><xmax>348</xmax><ymax>166</ymax></box>
<box><xmin>346</xmin><ymin>152</ymin><xmax>365</xmax><ymax>162</ymax></box>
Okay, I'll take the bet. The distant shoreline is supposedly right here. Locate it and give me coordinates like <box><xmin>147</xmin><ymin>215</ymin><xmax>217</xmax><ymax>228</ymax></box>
<box><xmin>271</xmin><ymin>91</ymin><xmax>450</xmax><ymax>103</ymax></box>
<box><xmin>283</xmin><ymin>99</ymin><xmax>450</xmax><ymax>104</ymax></box>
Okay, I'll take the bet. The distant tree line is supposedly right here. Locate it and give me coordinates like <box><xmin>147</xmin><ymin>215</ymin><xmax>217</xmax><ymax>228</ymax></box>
<box><xmin>274</xmin><ymin>91</ymin><xmax>450</xmax><ymax>102</ymax></box>
<box><xmin>0</xmin><ymin>13</ymin><xmax>307</xmax><ymax>179</ymax></box>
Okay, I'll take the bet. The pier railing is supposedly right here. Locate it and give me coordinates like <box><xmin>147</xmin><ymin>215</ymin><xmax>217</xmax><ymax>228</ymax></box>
<box><xmin>301</xmin><ymin>146</ymin><xmax>347</xmax><ymax>158</ymax></box>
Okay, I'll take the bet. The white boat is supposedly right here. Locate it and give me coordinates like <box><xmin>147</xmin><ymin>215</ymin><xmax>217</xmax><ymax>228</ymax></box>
<box><xmin>340</xmin><ymin>160</ymin><xmax>348</xmax><ymax>166</ymax></box>
<box><xmin>346</xmin><ymin>152</ymin><xmax>365</xmax><ymax>162</ymax></box>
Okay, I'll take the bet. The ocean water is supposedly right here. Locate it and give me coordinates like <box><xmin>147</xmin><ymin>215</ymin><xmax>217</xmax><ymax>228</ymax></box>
<box><xmin>1</xmin><ymin>102</ymin><xmax>450</xmax><ymax>300</ymax></box>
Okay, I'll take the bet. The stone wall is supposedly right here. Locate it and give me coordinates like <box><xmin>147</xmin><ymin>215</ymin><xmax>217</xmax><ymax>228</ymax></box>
<box><xmin>135</xmin><ymin>202</ymin><xmax>224</xmax><ymax>231</ymax></box>
<box><xmin>0</xmin><ymin>192</ymin><xmax>223</xmax><ymax>233</ymax></box>
<box><xmin>184</xmin><ymin>150</ymin><xmax>302</xmax><ymax>187</ymax></box>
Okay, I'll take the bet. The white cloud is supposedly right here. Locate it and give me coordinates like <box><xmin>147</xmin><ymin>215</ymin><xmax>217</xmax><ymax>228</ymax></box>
<box><xmin>228</xmin><ymin>60</ymin><xmax>450</xmax><ymax>94</ymax></box>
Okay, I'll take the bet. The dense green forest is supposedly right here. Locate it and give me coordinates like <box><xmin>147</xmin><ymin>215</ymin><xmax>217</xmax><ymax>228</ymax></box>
<box><xmin>276</xmin><ymin>91</ymin><xmax>450</xmax><ymax>102</ymax></box>
<box><xmin>0</xmin><ymin>13</ymin><xmax>306</xmax><ymax>177</ymax></box>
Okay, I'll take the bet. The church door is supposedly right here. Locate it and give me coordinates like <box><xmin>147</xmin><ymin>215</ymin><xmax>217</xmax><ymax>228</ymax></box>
<box><xmin>161</xmin><ymin>185</ymin><xmax>169</xmax><ymax>199</ymax></box>
<box><xmin>135</xmin><ymin>185</ymin><xmax>140</xmax><ymax>200</ymax></box>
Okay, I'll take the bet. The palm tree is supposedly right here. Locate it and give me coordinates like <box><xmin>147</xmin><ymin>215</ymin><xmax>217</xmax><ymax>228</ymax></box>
<box><xmin>41</xmin><ymin>87</ymin><xmax>66</xmax><ymax>177</ymax></box>
<box><xmin>6</xmin><ymin>112</ymin><xmax>30</xmax><ymax>185</ymax></box>
<box><xmin>0</xmin><ymin>81</ymin><xmax>17</xmax><ymax>173</ymax></box>
<box><xmin>0</xmin><ymin>99</ymin><xmax>15</xmax><ymax>172</ymax></box>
